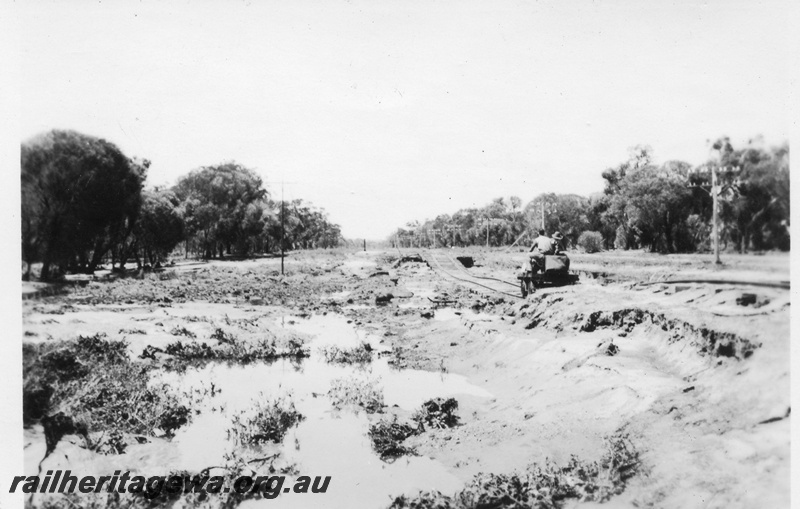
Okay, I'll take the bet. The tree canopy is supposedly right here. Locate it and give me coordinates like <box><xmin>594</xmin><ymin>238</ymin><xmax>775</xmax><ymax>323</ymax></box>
<box><xmin>21</xmin><ymin>130</ymin><xmax>146</xmax><ymax>279</ymax></box>
<box><xmin>173</xmin><ymin>163</ymin><xmax>269</xmax><ymax>258</ymax></box>
<box><xmin>21</xmin><ymin>131</ymin><xmax>346</xmax><ymax>279</ymax></box>
<box><xmin>392</xmin><ymin>139</ymin><xmax>789</xmax><ymax>254</ymax></box>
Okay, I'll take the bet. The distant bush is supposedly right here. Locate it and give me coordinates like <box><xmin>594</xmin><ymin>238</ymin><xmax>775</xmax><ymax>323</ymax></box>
<box><xmin>578</xmin><ymin>231</ymin><xmax>604</xmax><ymax>253</ymax></box>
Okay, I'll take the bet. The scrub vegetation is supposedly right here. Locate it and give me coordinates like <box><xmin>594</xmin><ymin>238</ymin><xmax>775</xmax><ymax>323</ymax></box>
<box><xmin>23</xmin><ymin>333</ymin><xmax>191</xmax><ymax>452</ymax></box>
<box><xmin>227</xmin><ymin>395</ymin><xmax>305</xmax><ymax>446</ymax></box>
<box><xmin>328</xmin><ymin>376</ymin><xmax>385</xmax><ymax>414</ymax></box>
<box><xmin>319</xmin><ymin>342</ymin><xmax>374</xmax><ymax>364</ymax></box>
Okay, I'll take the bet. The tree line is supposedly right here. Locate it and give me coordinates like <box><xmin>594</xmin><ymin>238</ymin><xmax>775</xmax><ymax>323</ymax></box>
<box><xmin>391</xmin><ymin>139</ymin><xmax>790</xmax><ymax>254</ymax></box>
<box><xmin>21</xmin><ymin>130</ymin><xmax>342</xmax><ymax>280</ymax></box>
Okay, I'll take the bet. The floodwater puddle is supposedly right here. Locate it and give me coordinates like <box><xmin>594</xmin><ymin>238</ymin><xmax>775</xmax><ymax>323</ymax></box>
<box><xmin>158</xmin><ymin>313</ymin><xmax>492</xmax><ymax>508</ymax></box>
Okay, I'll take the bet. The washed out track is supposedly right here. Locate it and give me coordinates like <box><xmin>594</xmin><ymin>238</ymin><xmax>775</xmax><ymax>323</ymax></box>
<box><xmin>402</xmin><ymin>249</ymin><xmax>523</xmax><ymax>300</ymax></box>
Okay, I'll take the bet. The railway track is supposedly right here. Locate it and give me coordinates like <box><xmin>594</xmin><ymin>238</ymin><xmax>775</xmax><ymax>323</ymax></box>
<box><xmin>412</xmin><ymin>249</ymin><xmax>523</xmax><ymax>299</ymax></box>
<box><xmin>399</xmin><ymin>249</ymin><xmax>791</xmax><ymax>302</ymax></box>
<box><xmin>397</xmin><ymin>246</ymin><xmax>792</xmax><ymax>307</ymax></box>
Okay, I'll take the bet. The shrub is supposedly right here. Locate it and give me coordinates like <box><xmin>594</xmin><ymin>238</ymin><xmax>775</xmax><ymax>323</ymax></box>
<box><xmin>170</xmin><ymin>326</ymin><xmax>196</xmax><ymax>338</ymax></box>
<box><xmin>319</xmin><ymin>342</ymin><xmax>373</xmax><ymax>364</ymax></box>
<box><xmin>23</xmin><ymin>334</ymin><xmax>129</xmax><ymax>421</ymax></box>
<box><xmin>227</xmin><ymin>395</ymin><xmax>304</xmax><ymax>446</ymax></box>
<box><xmin>413</xmin><ymin>398</ymin><xmax>459</xmax><ymax>430</ymax></box>
<box><xmin>23</xmin><ymin>334</ymin><xmax>191</xmax><ymax>447</ymax></box>
<box><xmin>328</xmin><ymin>376</ymin><xmax>384</xmax><ymax>413</ymax></box>
<box><xmin>578</xmin><ymin>231</ymin><xmax>604</xmax><ymax>253</ymax></box>
<box><xmin>163</xmin><ymin>335</ymin><xmax>308</xmax><ymax>365</ymax></box>
<box><xmin>369</xmin><ymin>416</ymin><xmax>420</xmax><ymax>461</ymax></box>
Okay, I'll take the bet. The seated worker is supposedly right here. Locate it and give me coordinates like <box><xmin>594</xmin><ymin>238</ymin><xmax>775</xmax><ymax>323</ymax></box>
<box><xmin>552</xmin><ymin>231</ymin><xmax>565</xmax><ymax>254</ymax></box>
<box><xmin>529</xmin><ymin>229</ymin><xmax>555</xmax><ymax>274</ymax></box>
<box><xmin>550</xmin><ymin>231</ymin><xmax>570</xmax><ymax>271</ymax></box>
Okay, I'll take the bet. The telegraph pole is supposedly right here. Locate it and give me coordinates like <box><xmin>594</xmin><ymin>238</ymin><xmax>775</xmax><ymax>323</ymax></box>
<box><xmin>483</xmin><ymin>218</ymin><xmax>501</xmax><ymax>248</ymax></box>
<box><xmin>540</xmin><ymin>202</ymin><xmax>545</xmax><ymax>230</ymax></box>
<box><xmin>431</xmin><ymin>228</ymin><xmax>441</xmax><ymax>249</ymax></box>
<box><xmin>711</xmin><ymin>167</ymin><xmax>719</xmax><ymax>264</ymax></box>
<box><xmin>689</xmin><ymin>164</ymin><xmax>739</xmax><ymax>265</ymax></box>
<box><xmin>540</xmin><ymin>200</ymin><xmax>557</xmax><ymax>232</ymax></box>
<box><xmin>263</xmin><ymin>178</ymin><xmax>298</xmax><ymax>275</ymax></box>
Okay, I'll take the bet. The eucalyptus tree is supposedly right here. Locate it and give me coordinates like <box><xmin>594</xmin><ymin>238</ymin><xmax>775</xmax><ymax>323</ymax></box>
<box><xmin>21</xmin><ymin>130</ymin><xmax>146</xmax><ymax>279</ymax></box>
<box><xmin>173</xmin><ymin>162</ymin><xmax>267</xmax><ymax>258</ymax></box>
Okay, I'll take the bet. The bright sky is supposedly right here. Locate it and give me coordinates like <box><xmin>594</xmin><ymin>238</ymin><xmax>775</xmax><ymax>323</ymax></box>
<box><xmin>15</xmin><ymin>0</ymin><xmax>792</xmax><ymax>239</ymax></box>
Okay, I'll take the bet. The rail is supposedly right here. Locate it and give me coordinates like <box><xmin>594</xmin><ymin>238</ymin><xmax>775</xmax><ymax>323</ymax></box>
<box><xmin>410</xmin><ymin>249</ymin><xmax>523</xmax><ymax>299</ymax></box>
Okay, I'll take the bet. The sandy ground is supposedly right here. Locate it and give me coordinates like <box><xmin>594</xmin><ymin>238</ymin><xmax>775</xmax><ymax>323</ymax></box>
<box><xmin>21</xmin><ymin>248</ymin><xmax>790</xmax><ymax>508</ymax></box>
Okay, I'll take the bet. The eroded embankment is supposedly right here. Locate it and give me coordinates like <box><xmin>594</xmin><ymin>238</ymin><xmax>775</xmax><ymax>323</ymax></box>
<box><xmin>513</xmin><ymin>292</ymin><xmax>761</xmax><ymax>360</ymax></box>
<box><xmin>385</xmin><ymin>285</ymin><xmax>786</xmax><ymax>508</ymax></box>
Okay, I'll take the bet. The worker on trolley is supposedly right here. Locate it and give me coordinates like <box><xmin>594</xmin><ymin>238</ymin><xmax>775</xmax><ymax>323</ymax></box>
<box><xmin>529</xmin><ymin>229</ymin><xmax>555</xmax><ymax>274</ymax></box>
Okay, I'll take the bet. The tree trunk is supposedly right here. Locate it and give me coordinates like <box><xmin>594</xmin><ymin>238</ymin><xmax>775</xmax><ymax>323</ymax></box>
<box><xmin>118</xmin><ymin>239</ymin><xmax>134</xmax><ymax>271</ymax></box>
<box><xmin>88</xmin><ymin>237</ymin><xmax>107</xmax><ymax>273</ymax></box>
<box><xmin>41</xmin><ymin>258</ymin><xmax>51</xmax><ymax>281</ymax></box>
<box><xmin>664</xmin><ymin>217</ymin><xmax>674</xmax><ymax>253</ymax></box>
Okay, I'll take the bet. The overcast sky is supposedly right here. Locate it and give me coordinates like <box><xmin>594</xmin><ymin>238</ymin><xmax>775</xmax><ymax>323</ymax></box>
<box><xmin>16</xmin><ymin>0</ymin><xmax>792</xmax><ymax>239</ymax></box>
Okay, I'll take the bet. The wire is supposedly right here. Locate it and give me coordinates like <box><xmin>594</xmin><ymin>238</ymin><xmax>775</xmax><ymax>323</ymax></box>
<box><xmin>447</xmin><ymin>255</ymin><xmax>520</xmax><ymax>288</ymax></box>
